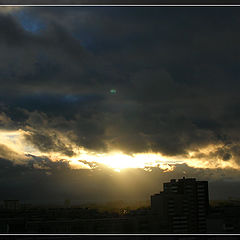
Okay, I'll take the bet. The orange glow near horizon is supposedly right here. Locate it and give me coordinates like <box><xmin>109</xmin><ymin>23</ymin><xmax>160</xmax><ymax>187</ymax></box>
<box><xmin>0</xmin><ymin>129</ymin><xmax>239</xmax><ymax>171</ymax></box>
<box><xmin>67</xmin><ymin>151</ymin><xmax>177</xmax><ymax>172</ymax></box>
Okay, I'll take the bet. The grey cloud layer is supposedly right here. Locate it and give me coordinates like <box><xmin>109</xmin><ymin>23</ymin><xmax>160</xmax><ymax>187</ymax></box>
<box><xmin>1</xmin><ymin>7</ymin><xmax>240</xmax><ymax>164</ymax></box>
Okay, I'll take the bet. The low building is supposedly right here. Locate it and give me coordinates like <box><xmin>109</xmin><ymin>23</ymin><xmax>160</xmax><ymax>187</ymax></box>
<box><xmin>3</xmin><ymin>200</ymin><xmax>20</xmax><ymax>211</ymax></box>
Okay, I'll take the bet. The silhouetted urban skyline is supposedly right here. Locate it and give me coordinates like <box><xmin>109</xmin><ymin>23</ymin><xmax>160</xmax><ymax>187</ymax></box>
<box><xmin>0</xmin><ymin>177</ymin><xmax>239</xmax><ymax>233</ymax></box>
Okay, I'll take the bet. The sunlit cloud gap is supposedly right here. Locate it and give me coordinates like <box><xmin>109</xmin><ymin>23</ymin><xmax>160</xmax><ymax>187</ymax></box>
<box><xmin>68</xmin><ymin>152</ymin><xmax>177</xmax><ymax>172</ymax></box>
<box><xmin>0</xmin><ymin>129</ymin><xmax>239</xmax><ymax>171</ymax></box>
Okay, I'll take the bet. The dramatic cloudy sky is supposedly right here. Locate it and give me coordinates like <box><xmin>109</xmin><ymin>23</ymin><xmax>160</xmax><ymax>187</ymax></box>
<box><xmin>0</xmin><ymin>6</ymin><xmax>240</xmax><ymax>202</ymax></box>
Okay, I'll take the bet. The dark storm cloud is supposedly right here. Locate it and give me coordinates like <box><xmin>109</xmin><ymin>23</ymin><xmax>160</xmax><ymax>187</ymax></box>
<box><xmin>1</xmin><ymin>7</ymin><xmax>240</xmax><ymax>162</ymax></box>
<box><xmin>0</xmin><ymin>12</ymin><xmax>113</xmax><ymax>96</ymax></box>
<box><xmin>21</xmin><ymin>109</ymin><xmax>108</xmax><ymax>152</ymax></box>
<box><xmin>25</xmin><ymin>130</ymin><xmax>75</xmax><ymax>156</ymax></box>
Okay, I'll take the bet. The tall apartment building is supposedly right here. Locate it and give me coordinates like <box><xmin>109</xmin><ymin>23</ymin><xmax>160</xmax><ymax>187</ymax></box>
<box><xmin>151</xmin><ymin>177</ymin><xmax>209</xmax><ymax>233</ymax></box>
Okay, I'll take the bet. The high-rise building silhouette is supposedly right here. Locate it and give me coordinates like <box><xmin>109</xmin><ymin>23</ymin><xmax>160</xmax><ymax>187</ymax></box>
<box><xmin>151</xmin><ymin>177</ymin><xmax>209</xmax><ymax>233</ymax></box>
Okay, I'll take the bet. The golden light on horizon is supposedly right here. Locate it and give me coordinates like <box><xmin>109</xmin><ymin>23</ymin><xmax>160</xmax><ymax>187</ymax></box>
<box><xmin>67</xmin><ymin>151</ymin><xmax>177</xmax><ymax>172</ymax></box>
<box><xmin>0</xmin><ymin>129</ymin><xmax>240</xmax><ymax>171</ymax></box>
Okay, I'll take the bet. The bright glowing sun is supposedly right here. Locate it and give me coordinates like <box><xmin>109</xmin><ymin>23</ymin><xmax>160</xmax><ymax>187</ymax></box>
<box><xmin>68</xmin><ymin>151</ymin><xmax>176</xmax><ymax>172</ymax></box>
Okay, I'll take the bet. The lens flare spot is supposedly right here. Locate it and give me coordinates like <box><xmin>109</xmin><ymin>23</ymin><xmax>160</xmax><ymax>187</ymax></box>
<box><xmin>110</xmin><ymin>89</ymin><xmax>117</xmax><ymax>94</ymax></box>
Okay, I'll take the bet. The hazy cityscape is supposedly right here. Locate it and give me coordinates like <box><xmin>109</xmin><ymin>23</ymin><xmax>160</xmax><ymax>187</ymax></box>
<box><xmin>0</xmin><ymin>177</ymin><xmax>239</xmax><ymax>233</ymax></box>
